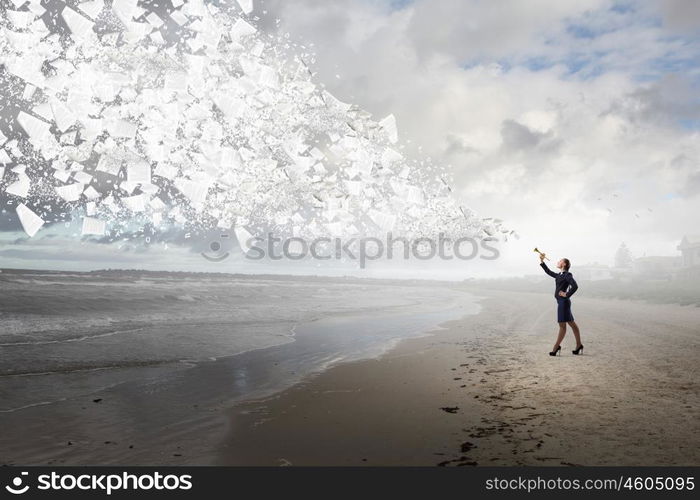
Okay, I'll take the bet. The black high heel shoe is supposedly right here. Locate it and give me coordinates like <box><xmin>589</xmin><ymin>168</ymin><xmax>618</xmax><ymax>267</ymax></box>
<box><xmin>572</xmin><ymin>344</ymin><xmax>584</xmax><ymax>355</ymax></box>
<box><xmin>549</xmin><ymin>346</ymin><xmax>561</xmax><ymax>356</ymax></box>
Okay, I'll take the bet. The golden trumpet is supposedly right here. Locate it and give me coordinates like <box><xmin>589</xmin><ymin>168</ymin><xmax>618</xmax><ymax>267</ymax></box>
<box><xmin>533</xmin><ymin>247</ymin><xmax>550</xmax><ymax>261</ymax></box>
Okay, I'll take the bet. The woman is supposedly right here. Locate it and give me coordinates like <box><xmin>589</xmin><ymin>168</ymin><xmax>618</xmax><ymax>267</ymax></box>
<box><xmin>539</xmin><ymin>254</ymin><xmax>584</xmax><ymax>356</ymax></box>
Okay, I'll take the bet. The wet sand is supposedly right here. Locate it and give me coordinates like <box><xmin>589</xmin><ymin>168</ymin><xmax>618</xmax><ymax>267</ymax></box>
<box><xmin>0</xmin><ymin>272</ymin><xmax>476</xmax><ymax>466</ymax></box>
<box><xmin>219</xmin><ymin>289</ymin><xmax>700</xmax><ymax>466</ymax></box>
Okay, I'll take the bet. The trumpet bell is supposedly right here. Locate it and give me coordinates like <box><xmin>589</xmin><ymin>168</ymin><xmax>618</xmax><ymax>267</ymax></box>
<box><xmin>533</xmin><ymin>247</ymin><xmax>550</xmax><ymax>260</ymax></box>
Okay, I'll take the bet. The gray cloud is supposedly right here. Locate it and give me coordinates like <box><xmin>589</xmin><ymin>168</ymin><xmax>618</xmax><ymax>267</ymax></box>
<box><xmin>607</xmin><ymin>75</ymin><xmax>700</xmax><ymax>127</ymax></box>
<box><xmin>680</xmin><ymin>173</ymin><xmax>700</xmax><ymax>197</ymax></box>
<box><xmin>500</xmin><ymin>119</ymin><xmax>548</xmax><ymax>151</ymax></box>
<box><xmin>658</xmin><ymin>0</ymin><xmax>700</xmax><ymax>33</ymax></box>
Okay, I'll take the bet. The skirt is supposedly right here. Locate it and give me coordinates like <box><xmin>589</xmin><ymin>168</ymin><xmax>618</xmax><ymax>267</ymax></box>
<box><xmin>557</xmin><ymin>297</ymin><xmax>574</xmax><ymax>323</ymax></box>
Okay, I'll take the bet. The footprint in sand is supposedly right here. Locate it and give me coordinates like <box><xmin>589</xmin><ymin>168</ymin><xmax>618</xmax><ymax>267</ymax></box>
<box><xmin>440</xmin><ymin>406</ymin><xmax>460</xmax><ymax>414</ymax></box>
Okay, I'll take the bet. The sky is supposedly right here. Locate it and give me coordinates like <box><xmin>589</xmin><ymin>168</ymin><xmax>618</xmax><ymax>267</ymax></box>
<box><xmin>1</xmin><ymin>0</ymin><xmax>699</xmax><ymax>278</ymax></box>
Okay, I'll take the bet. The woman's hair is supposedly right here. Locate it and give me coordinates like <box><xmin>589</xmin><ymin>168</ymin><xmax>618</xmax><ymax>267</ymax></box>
<box><xmin>562</xmin><ymin>258</ymin><xmax>571</xmax><ymax>271</ymax></box>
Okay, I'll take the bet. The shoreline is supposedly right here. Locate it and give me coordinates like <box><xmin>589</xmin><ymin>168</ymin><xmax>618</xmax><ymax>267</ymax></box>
<box><xmin>218</xmin><ymin>289</ymin><xmax>700</xmax><ymax>466</ymax></box>
<box><xmin>0</xmin><ymin>284</ymin><xmax>478</xmax><ymax>465</ymax></box>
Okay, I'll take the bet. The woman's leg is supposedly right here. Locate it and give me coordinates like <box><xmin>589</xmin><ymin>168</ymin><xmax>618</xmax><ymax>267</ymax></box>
<box><xmin>567</xmin><ymin>321</ymin><xmax>582</xmax><ymax>347</ymax></box>
<box><xmin>553</xmin><ymin>322</ymin><xmax>567</xmax><ymax>350</ymax></box>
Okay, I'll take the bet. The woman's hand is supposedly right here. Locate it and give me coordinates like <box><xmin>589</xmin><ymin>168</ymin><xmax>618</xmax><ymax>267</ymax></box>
<box><xmin>558</xmin><ymin>291</ymin><xmax>567</xmax><ymax>297</ymax></box>
<box><xmin>539</xmin><ymin>254</ymin><xmax>545</xmax><ymax>262</ymax></box>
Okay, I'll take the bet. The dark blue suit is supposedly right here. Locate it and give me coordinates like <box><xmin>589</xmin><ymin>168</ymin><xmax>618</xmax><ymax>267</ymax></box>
<box><xmin>540</xmin><ymin>262</ymin><xmax>578</xmax><ymax>322</ymax></box>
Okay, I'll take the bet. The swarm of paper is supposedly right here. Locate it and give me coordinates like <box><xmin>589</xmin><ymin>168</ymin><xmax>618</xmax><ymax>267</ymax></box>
<box><xmin>0</xmin><ymin>0</ymin><xmax>510</xmax><ymax>242</ymax></box>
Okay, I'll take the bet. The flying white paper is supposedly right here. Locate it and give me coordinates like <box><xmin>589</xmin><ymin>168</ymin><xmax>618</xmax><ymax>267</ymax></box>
<box><xmin>0</xmin><ymin>0</ymin><xmax>507</xmax><ymax>244</ymax></box>
<box><xmin>81</xmin><ymin>216</ymin><xmax>106</xmax><ymax>236</ymax></box>
<box><xmin>16</xmin><ymin>203</ymin><xmax>45</xmax><ymax>237</ymax></box>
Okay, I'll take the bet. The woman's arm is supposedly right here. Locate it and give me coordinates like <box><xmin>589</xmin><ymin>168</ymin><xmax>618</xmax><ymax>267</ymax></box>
<box><xmin>540</xmin><ymin>262</ymin><xmax>558</xmax><ymax>278</ymax></box>
<box><xmin>565</xmin><ymin>274</ymin><xmax>578</xmax><ymax>297</ymax></box>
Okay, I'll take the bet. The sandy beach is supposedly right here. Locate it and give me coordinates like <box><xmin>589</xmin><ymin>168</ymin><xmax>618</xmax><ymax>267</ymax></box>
<box><xmin>219</xmin><ymin>289</ymin><xmax>700</xmax><ymax>466</ymax></box>
<box><xmin>2</xmin><ymin>271</ymin><xmax>698</xmax><ymax>467</ymax></box>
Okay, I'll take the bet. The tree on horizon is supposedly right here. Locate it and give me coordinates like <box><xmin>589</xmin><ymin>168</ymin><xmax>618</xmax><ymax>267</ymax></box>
<box><xmin>615</xmin><ymin>242</ymin><xmax>634</xmax><ymax>268</ymax></box>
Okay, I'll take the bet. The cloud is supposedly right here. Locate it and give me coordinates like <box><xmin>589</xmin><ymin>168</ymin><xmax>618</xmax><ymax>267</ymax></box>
<box><xmin>500</xmin><ymin>119</ymin><xmax>553</xmax><ymax>151</ymax></box>
<box><xmin>254</xmin><ymin>0</ymin><xmax>700</xmax><ymax>270</ymax></box>
<box><xmin>658</xmin><ymin>0</ymin><xmax>700</xmax><ymax>34</ymax></box>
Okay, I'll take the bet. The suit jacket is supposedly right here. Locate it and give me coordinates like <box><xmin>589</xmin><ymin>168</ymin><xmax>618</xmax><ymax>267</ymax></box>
<box><xmin>540</xmin><ymin>262</ymin><xmax>578</xmax><ymax>299</ymax></box>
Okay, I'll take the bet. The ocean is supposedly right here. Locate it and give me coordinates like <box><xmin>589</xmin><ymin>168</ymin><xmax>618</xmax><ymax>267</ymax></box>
<box><xmin>0</xmin><ymin>270</ymin><xmax>479</xmax><ymax>464</ymax></box>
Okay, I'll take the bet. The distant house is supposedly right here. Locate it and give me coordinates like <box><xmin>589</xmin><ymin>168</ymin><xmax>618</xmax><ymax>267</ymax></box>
<box><xmin>678</xmin><ymin>235</ymin><xmax>700</xmax><ymax>268</ymax></box>
<box><xmin>677</xmin><ymin>235</ymin><xmax>700</xmax><ymax>278</ymax></box>
<box><xmin>632</xmin><ymin>256</ymin><xmax>682</xmax><ymax>279</ymax></box>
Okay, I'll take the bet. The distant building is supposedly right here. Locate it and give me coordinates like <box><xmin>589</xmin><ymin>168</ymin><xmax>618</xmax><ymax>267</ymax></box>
<box><xmin>632</xmin><ymin>256</ymin><xmax>682</xmax><ymax>279</ymax></box>
<box><xmin>677</xmin><ymin>235</ymin><xmax>700</xmax><ymax>278</ymax></box>
<box><xmin>678</xmin><ymin>235</ymin><xmax>700</xmax><ymax>268</ymax></box>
